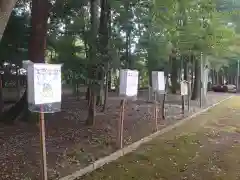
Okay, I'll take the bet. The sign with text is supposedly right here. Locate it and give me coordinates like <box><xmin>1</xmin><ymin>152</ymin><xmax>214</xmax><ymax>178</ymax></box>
<box><xmin>119</xmin><ymin>69</ymin><xmax>139</xmax><ymax>97</ymax></box>
<box><xmin>27</xmin><ymin>63</ymin><xmax>62</xmax><ymax>105</ymax></box>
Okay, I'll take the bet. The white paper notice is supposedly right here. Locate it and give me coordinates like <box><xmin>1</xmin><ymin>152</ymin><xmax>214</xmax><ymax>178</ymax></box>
<box><xmin>33</xmin><ymin>64</ymin><xmax>62</xmax><ymax>104</ymax></box>
<box><xmin>126</xmin><ymin>70</ymin><xmax>139</xmax><ymax>97</ymax></box>
<box><xmin>158</xmin><ymin>71</ymin><xmax>165</xmax><ymax>91</ymax></box>
<box><xmin>119</xmin><ymin>69</ymin><xmax>127</xmax><ymax>96</ymax></box>
<box><xmin>152</xmin><ymin>71</ymin><xmax>165</xmax><ymax>92</ymax></box>
<box><xmin>180</xmin><ymin>81</ymin><xmax>188</xmax><ymax>96</ymax></box>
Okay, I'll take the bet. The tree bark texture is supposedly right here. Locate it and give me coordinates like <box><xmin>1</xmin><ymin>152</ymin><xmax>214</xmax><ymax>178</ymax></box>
<box><xmin>0</xmin><ymin>0</ymin><xmax>18</xmax><ymax>41</ymax></box>
<box><xmin>191</xmin><ymin>58</ymin><xmax>200</xmax><ymax>100</ymax></box>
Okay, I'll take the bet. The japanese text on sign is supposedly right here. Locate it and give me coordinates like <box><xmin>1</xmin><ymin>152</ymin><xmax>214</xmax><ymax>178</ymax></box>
<box><xmin>34</xmin><ymin>66</ymin><xmax>61</xmax><ymax>104</ymax></box>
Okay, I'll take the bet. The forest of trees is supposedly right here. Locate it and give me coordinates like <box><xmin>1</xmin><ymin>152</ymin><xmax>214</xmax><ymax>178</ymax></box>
<box><xmin>0</xmin><ymin>0</ymin><xmax>240</xmax><ymax>125</ymax></box>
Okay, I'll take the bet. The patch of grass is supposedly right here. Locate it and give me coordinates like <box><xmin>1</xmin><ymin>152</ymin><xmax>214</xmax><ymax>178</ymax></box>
<box><xmin>78</xmin><ymin>133</ymin><xmax>206</xmax><ymax>180</ymax></box>
<box><xmin>215</xmin><ymin>145</ymin><xmax>240</xmax><ymax>179</ymax></box>
<box><xmin>77</xmin><ymin>97</ymin><xmax>240</xmax><ymax>180</ymax></box>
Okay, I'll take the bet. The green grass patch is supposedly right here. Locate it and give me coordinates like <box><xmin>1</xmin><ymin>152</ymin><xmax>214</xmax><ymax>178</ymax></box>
<box><xmin>77</xmin><ymin>97</ymin><xmax>240</xmax><ymax>180</ymax></box>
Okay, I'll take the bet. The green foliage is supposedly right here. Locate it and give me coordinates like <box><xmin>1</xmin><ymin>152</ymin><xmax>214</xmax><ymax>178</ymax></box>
<box><xmin>1</xmin><ymin>0</ymin><xmax>240</xmax><ymax>82</ymax></box>
<box><xmin>0</xmin><ymin>9</ymin><xmax>30</xmax><ymax>65</ymax></box>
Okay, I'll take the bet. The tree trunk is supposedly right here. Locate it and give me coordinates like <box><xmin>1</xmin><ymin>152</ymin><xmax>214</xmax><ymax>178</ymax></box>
<box><xmin>170</xmin><ymin>55</ymin><xmax>178</xmax><ymax>94</ymax></box>
<box><xmin>96</xmin><ymin>71</ymin><xmax>104</xmax><ymax>106</ymax></box>
<box><xmin>102</xmin><ymin>5</ymin><xmax>111</xmax><ymax>110</ymax></box>
<box><xmin>191</xmin><ymin>58</ymin><xmax>194</xmax><ymax>92</ymax></box>
<box><xmin>0</xmin><ymin>0</ymin><xmax>18</xmax><ymax>41</ymax></box>
<box><xmin>124</xmin><ymin>2</ymin><xmax>132</xmax><ymax>69</ymax></box>
<box><xmin>215</xmin><ymin>70</ymin><xmax>218</xmax><ymax>84</ymax></box>
<box><xmin>108</xmin><ymin>70</ymin><xmax>112</xmax><ymax>91</ymax></box>
<box><xmin>102</xmin><ymin>68</ymin><xmax>109</xmax><ymax>112</ymax></box>
<box><xmin>219</xmin><ymin>71</ymin><xmax>222</xmax><ymax>84</ymax></box>
<box><xmin>217</xmin><ymin>71</ymin><xmax>222</xmax><ymax>84</ymax></box>
<box><xmin>162</xmin><ymin>59</ymin><xmax>171</xmax><ymax>119</ymax></box>
<box><xmin>86</xmin><ymin>90</ymin><xmax>96</xmax><ymax>126</ymax></box>
<box><xmin>86</xmin><ymin>0</ymin><xmax>99</xmax><ymax>125</ymax></box>
<box><xmin>0</xmin><ymin>0</ymin><xmax>17</xmax><ymax>121</ymax></box>
<box><xmin>191</xmin><ymin>59</ymin><xmax>200</xmax><ymax>100</ymax></box>
<box><xmin>148</xmin><ymin>68</ymin><xmax>153</xmax><ymax>87</ymax></box>
<box><xmin>0</xmin><ymin>0</ymin><xmax>50</xmax><ymax>123</ymax></box>
<box><xmin>85</xmin><ymin>87</ymin><xmax>90</xmax><ymax>100</ymax></box>
<box><xmin>97</xmin><ymin>0</ymin><xmax>110</xmax><ymax>107</ymax></box>
<box><xmin>212</xmin><ymin>69</ymin><xmax>215</xmax><ymax>85</ymax></box>
<box><xmin>126</xmin><ymin>29</ymin><xmax>132</xmax><ymax>68</ymax></box>
<box><xmin>183</xmin><ymin>57</ymin><xmax>188</xmax><ymax>81</ymax></box>
<box><xmin>29</xmin><ymin>0</ymin><xmax>49</xmax><ymax>62</ymax></box>
<box><xmin>26</xmin><ymin>0</ymin><xmax>49</xmax><ymax>122</ymax></box>
<box><xmin>83</xmin><ymin>10</ymin><xmax>90</xmax><ymax>101</ymax></box>
<box><xmin>228</xmin><ymin>75</ymin><xmax>231</xmax><ymax>84</ymax></box>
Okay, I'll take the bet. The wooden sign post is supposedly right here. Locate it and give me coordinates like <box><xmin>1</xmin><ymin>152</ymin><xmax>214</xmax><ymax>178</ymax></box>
<box><xmin>181</xmin><ymin>94</ymin><xmax>184</xmax><ymax>115</ymax></box>
<box><xmin>39</xmin><ymin>105</ymin><xmax>47</xmax><ymax>180</ymax></box>
<box><xmin>118</xmin><ymin>69</ymin><xmax>139</xmax><ymax>149</ymax></box>
<box><xmin>180</xmin><ymin>80</ymin><xmax>188</xmax><ymax>115</ymax></box>
<box><xmin>187</xmin><ymin>81</ymin><xmax>190</xmax><ymax>111</ymax></box>
<box><xmin>26</xmin><ymin>62</ymin><xmax>62</xmax><ymax>180</ymax></box>
<box><xmin>118</xmin><ymin>99</ymin><xmax>125</xmax><ymax>149</ymax></box>
<box><xmin>152</xmin><ymin>71</ymin><xmax>165</xmax><ymax>131</ymax></box>
<box><xmin>153</xmin><ymin>92</ymin><xmax>158</xmax><ymax>131</ymax></box>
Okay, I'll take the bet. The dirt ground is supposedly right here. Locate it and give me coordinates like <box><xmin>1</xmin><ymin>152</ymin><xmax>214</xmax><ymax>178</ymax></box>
<box><xmin>0</xmin><ymin>91</ymin><xmax>231</xmax><ymax>179</ymax></box>
<box><xmin>77</xmin><ymin>96</ymin><xmax>240</xmax><ymax>180</ymax></box>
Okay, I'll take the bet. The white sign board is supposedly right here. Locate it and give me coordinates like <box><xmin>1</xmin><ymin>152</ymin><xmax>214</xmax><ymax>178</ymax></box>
<box><xmin>180</xmin><ymin>81</ymin><xmax>188</xmax><ymax>96</ymax></box>
<box><xmin>27</xmin><ymin>63</ymin><xmax>62</xmax><ymax>105</ymax></box>
<box><xmin>152</xmin><ymin>71</ymin><xmax>165</xmax><ymax>92</ymax></box>
<box><xmin>119</xmin><ymin>69</ymin><xmax>139</xmax><ymax>97</ymax></box>
<box><xmin>203</xmin><ymin>68</ymin><xmax>209</xmax><ymax>96</ymax></box>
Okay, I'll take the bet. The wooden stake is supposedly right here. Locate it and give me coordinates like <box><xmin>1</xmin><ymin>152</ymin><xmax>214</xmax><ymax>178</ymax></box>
<box><xmin>118</xmin><ymin>99</ymin><xmax>125</xmax><ymax>149</ymax></box>
<box><xmin>162</xmin><ymin>92</ymin><xmax>166</xmax><ymax>120</ymax></box>
<box><xmin>88</xmin><ymin>89</ymin><xmax>91</xmax><ymax>107</ymax></box>
<box><xmin>154</xmin><ymin>92</ymin><xmax>158</xmax><ymax>131</ymax></box>
<box><xmin>148</xmin><ymin>86</ymin><xmax>151</xmax><ymax>101</ymax></box>
<box><xmin>181</xmin><ymin>95</ymin><xmax>184</xmax><ymax>115</ymax></box>
<box><xmin>187</xmin><ymin>82</ymin><xmax>190</xmax><ymax>111</ymax></box>
<box><xmin>39</xmin><ymin>105</ymin><xmax>47</xmax><ymax>180</ymax></box>
<box><xmin>155</xmin><ymin>101</ymin><xmax>158</xmax><ymax>131</ymax></box>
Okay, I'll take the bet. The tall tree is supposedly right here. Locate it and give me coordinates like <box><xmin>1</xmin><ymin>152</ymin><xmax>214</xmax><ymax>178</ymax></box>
<box><xmin>96</xmin><ymin>0</ymin><xmax>111</xmax><ymax>107</ymax></box>
<box><xmin>0</xmin><ymin>0</ymin><xmax>50</xmax><ymax>123</ymax></box>
<box><xmin>0</xmin><ymin>0</ymin><xmax>18</xmax><ymax>41</ymax></box>
<box><xmin>86</xmin><ymin>0</ymin><xmax>99</xmax><ymax>125</ymax></box>
<box><xmin>29</xmin><ymin>0</ymin><xmax>50</xmax><ymax>63</ymax></box>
